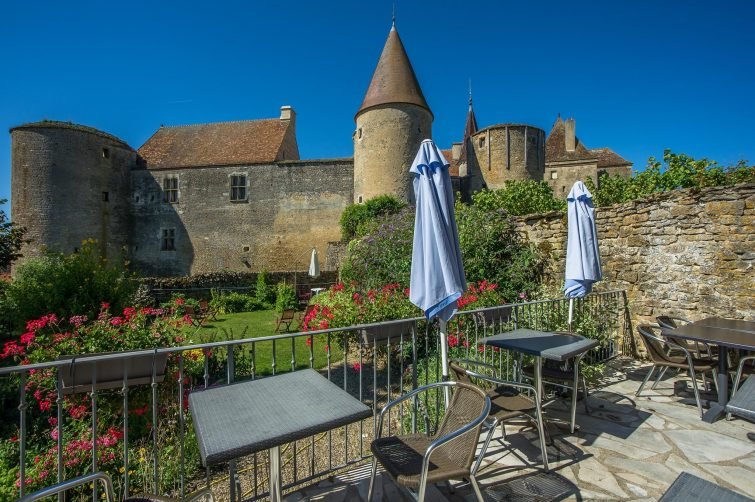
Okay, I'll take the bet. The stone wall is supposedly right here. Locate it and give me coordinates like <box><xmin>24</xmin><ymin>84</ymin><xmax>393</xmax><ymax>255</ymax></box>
<box><xmin>130</xmin><ymin>159</ymin><xmax>353</xmax><ymax>276</ymax></box>
<box><xmin>11</xmin><ymin>123</ymin><xmax>136</xmax><ymax>269</ymax></box>
<box><xmin>353</xmin><ymin>103</ymin><xmax>432</xmax><ymax>204</ymax></box>
<box><xmin>513</xmin><ymin>183</ymin><xmax>755</xmax><ymax>327</ymax></box>
<box><xmin>468</xmin><ymin>124</ymin><xmax>546</xmax><ymax>192</ymax></box>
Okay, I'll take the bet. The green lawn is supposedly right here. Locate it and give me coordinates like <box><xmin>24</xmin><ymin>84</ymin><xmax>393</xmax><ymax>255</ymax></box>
<box><xmin>183</xmin><ymin>310</ymin><xmax>345</xmax><ymax>378</ymax></box>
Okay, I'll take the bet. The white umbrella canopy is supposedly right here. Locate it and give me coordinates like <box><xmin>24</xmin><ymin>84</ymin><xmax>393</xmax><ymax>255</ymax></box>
<box><xmin>308</xmin><ymin>248</ymin><xmax>320</xmax><ymax>278</ymax></box>
<box><xmin>564</xmin><ymin>181</ymin><xmax>602</xmax><ymax>329</ymax></box>
<box><xmin>409</xmin><ymin>139</ymin><xmax>466</xmax><ymax>405</ymax></box>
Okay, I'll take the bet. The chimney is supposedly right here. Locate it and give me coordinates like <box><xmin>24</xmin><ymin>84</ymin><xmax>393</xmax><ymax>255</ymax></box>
<box><xmin>280</xmin><ymin>105</ymin><xmax>295</xmax><ymax>124</ymax></box>
<box><xmin>565</xmin><ymin>118</ymin><xmax>576</xmax><ymax>152</ymax></box>
<box><xmin>451</xmin><ymin>142</ymin><xmax>462</xmax><ymax>162</ymax></box>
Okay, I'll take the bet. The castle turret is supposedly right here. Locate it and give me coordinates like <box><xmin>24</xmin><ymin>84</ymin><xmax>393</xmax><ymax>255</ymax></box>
<box><xmin>353</xmin><ymin>24</ymin><xmax>433</xmax><ymax>203</ymax></box>
<box><xmin>10</xmin><ymin>121</ymin><xmax>136</xmax><ymax>269</ymax></box>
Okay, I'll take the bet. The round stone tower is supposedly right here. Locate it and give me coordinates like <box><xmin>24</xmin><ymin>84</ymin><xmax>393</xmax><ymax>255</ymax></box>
<box><xmin>353</xmin><ymin>24</ymin><xmax>433</xmax><ymax>204</ymax></box>
<box><xmin>10</xmin><ymin>121</ymin><xmax>137</xmax><ymax>268</ymax></box>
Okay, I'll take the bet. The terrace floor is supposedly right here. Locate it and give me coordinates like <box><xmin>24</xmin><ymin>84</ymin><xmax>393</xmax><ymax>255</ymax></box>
<box><xmin>286</xmin><ymin>358</ymin><xmax>755</xmax><ymax>501</ymax></box>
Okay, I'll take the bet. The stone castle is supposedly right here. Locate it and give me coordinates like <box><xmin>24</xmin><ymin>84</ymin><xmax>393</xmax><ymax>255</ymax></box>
<box><xmin>9</xmin><ymin>24</ymin><xmax>631</xmax><ymax>277</ymax></box>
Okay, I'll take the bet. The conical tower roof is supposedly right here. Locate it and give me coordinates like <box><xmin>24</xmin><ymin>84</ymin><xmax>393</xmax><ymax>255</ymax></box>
<box><xmin>356</xmin><ymin>25</ymin><xmax>431</xmax><ymax>119</ymax></box>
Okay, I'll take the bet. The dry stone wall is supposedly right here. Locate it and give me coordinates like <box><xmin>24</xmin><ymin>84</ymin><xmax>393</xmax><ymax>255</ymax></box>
<box><xmin>513</xmin><ymin>183</ymin><xmax>754</xmax><ymax>328</ymax></box>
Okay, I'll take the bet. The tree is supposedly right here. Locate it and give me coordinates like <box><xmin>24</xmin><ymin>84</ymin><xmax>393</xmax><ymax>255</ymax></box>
<box><xmin>0</xmin><ymin>199</ymin><xmax>27</xmax><ymax>270</ymax></box>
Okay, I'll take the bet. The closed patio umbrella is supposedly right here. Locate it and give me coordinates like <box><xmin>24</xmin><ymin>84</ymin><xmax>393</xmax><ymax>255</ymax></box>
<box><xmin>308</xmin><ymin>248</ymin><xmax>320</xmax><ymax>278</ymax></box>
<box><xmin>409</xmin><ymin>139</ymin><xmax>466</xmax><ymax>406</ymax></box>
<box><xmin>564</xmin><ymin>181</ymin><xmax>602</xmax><ymax>330</ymax></box>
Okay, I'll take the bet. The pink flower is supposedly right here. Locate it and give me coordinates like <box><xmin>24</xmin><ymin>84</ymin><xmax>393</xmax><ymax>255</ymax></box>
<box><xmin>39</xmin><ymin>399</ymin><xmax>52</xmax><ymax>412</ymax></box>
<box><xmin>109</xmin><ymin>317</ymin><xmax>123</xmax><ymax>326</ymax></box>
<box><xmin>519</xmin><ymin>292</ymin><xmax>527</xmax><ymax>299</ymax></box>
<box><xmin>182</xmin><ymin>314</ymin><xmax>193</xmax><ymax>325</ymax></box>
<box><xmin>352</xmin><ymin>362</ymin><xmax>361</xmax><ymax>372</ymax></box>
<box><xmin>318</xmin><ymin>320</ymin><xmax>329</xmax><ymax>330</ymax></box>
<box><xmin>101</xmin><ymin>302</ymin><xmax>110</xmax><ymax>311</ymax></box>
<box><xmin>1</xmin><ymin>341</ymin><xmax>23</xmax><ymax>359</ymax></box>
<box><xmin>447</xmin><ymin>334</ymin><xmax>458</xmax><ymax>348</ymax></box>
<box><xmin>20</xmin><ymin>332</ymin><xmax>35</xmax><ymax>345</ymax></box>
<box><xmin>122</xmin><ymin>307</ymin><xmax>136</xmax><ymax>320</ymax></box>
<box><xmin>69</xmin><ymin>315</ymin><xmax>88</xmax><ymax>327</ymax></box>
<box><xmin>50</xmin><ymin>427</ymin><xmax>58</xmax><ymax>441</ymax></box>
<box><xmin>175</xmin><ymin>298</ymin><xmax>186</xmax><ymax>306</ymax></box>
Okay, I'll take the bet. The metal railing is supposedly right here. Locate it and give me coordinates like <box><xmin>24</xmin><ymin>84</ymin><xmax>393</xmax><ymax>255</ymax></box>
<box><xmin>0</xmin><ymin>290</ymin><xmax>631</xmax><ymax>501</ymax></box>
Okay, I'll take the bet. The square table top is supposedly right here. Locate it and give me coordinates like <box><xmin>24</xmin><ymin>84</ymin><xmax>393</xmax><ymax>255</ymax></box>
<box><xmin>662</xmin><ymin>317</ymin><xmax>755</xmax><ymax>351</ymax></box>
<box><xmin>479</xmin><ymin>328</ymin><xmax>599</xmax><ymax>361</ymax></box>
<box><xmin>189</xmin><ymin>369</ymin><xmax>372</xmax><ymax>466</ymax></box>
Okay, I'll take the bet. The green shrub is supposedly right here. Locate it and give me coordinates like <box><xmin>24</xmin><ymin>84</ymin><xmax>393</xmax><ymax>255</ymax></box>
<box><xmin>586</xmin><ymin>150</ymin><xmax>755</xmax><ymax>207</ymax></box>
<box><xmin>254</xmin><ymin>270</ymin><xmax>275</xmax><ymax>307</ymax></box>
<box><xmin>274</xmin><ymin>282</ymin><xmax>298</xmax><ymax>313</ymax></box>
<box><xmin>471</xmin><ymin>180</ymin><xmax>566</xmax><ymax>216</ymax></box>
<box><xmin>339</xmin><ymin>194</ymin><xmax>407</xmax><ymax>241</ymax></box>
<box><xmin>2</xmin><ymin>240</ymin><xmax>136</xmax><ymax>336</ymax></box>
<box><xmin>209</xmin><ymin>290</ymin><xmax>261</xmax><ymax>314</ymax></box>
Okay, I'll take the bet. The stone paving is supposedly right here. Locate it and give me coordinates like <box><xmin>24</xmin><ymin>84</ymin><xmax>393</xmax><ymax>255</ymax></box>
<box><xmin>286</xmin><ymin>358</ymin><xmax>755</xmax><ymax>501</ymax></box>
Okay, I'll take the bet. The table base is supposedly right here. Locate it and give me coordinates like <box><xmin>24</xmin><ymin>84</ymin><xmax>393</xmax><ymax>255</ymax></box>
<box><xmin>270</xmin><ymin>445</ymin><xmax>281</xmax><ymax>502</ymax></box>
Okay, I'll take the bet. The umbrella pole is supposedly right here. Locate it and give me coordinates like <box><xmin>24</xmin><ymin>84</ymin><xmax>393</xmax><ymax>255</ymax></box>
<box><xmin>439</xmin><ymin>318</ymin><xmax>451</xmax><ymax>408</ymax></box>
<box><xmin>568</xmin><ymin>298</ymin><xmax>574</xmax><ymax>332</ymax></box>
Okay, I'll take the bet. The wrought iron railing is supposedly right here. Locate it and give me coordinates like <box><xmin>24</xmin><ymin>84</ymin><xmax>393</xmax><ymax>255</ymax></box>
<box><xmin>0</xmin><ymin>290</ymin><xmax>631</xmax><ymax>501</ymax></box>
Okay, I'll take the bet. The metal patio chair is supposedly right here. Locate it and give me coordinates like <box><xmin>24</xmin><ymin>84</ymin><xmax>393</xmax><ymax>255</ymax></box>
<box><xmin>726</xmin><ymin>354</ymin><xmax>755</xmax><ymax>422</ymax></box>
<box><xmin>368</xmin><ymin>381</ymin><xmax>493</xmax><ymax>502</ymax></box>
<box><xmin>635</xmin><ymin>324</ymin><xmax>716</xmax><ymax>417</ymax></box>
<box><xmin>450</xmin><ymin>360</ymin><xmax>550</xmax><ymax>472</ymax></box>
<box><xmin>17</xmin><ymin>471</ymin><xmax>213</xmax><ymax>502</ymax></box>
<box><xmin>657</xmin><ymin>315</ymin><xmax>715</xmax><ymax>359</ymax></box>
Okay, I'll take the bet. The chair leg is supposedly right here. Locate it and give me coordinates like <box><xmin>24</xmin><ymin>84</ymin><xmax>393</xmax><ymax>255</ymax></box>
<box><xmin>636</xmin><ymin>365</ymin><xmax>657</xmax><ymax>397</ymax></box>
<box><xmin>469</xmin><ymin>475</ymin><xmax>485</xmax><ymax>502</ymax></box>
<box><xmin>367</xmin><ymin>457</ymin><xmax>377</xmax><ymax>502</ymax></box>
<box><xmin>651</xmin><ymin>366</ymin><xmax>668</xmax><ymax>390</ymax></box>
<box><xmin>472</xmin><ymin>418</ymin><xmax>498</xmax><ymax>476</ymax></box>
<box><xmin>687</xmin><ymin>365</ymin><xmax>704</xmax><ymax>418</ymax></box>
<box><xmin>535</xmin><ymin>408</ymin><xmax>550</xmax><ymax>472</ymax></box>
<box><xmin>581</xmin><ymin>376</ymin><xmax>590</xmax><ymax>415</ymax></box>
<box><xmin>710</xmin><ymin>369</ymin><xmax>719</xmax><ymax>393</ymax></box>
<box><xmin>570</xmin><ymin>366</ymin><xmax>579</xmax><ymax>434</ymax></box>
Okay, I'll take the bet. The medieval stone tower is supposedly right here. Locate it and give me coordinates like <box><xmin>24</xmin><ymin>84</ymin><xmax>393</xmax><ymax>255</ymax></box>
<box><xmin>10</xmin><ymin>122</ymin><xmax>137</xmax><ymax>263</ymax></box>
<box><xmin>353</xmin><ymin>24</ymin><xmax>433</xmax><ymax>204</ymax></box>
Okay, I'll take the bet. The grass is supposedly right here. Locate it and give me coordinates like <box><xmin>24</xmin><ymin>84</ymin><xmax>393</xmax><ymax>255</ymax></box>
<box><xmin>182</xmin><ymin>310</ymin><xmax>345</xmax><ymax>378</ymax></box>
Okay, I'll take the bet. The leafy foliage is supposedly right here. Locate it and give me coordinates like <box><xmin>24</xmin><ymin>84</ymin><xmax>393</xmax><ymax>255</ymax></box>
<box><xmin>209</xmin><ymin>290</ymin><xmax>264</xmax><ymax>314</ymax></box>
<box><xmin>586</xmin><ymin>150</ymin><xmax>754</xmax><ymax>207</ymax></box>
<box><xmin>339</xmin><ymin>194</ymin><xmax>407</xmax><ymax>241</ymax></box>
<box><xmin>471</xmin><ymin>180</ymin><xmax>566</xmax><ymax>216</ymax></box>
<box><xmin>0</xmin><ymin>199</ymin><xmax>27</xmax><ymax>270</ymax></box>
<box><xmin>340</xmin><ymin>207</ymin><xmax>415</xmax><ymax>289</ymax></box>
<box><xmin>274</xmin><ymin>281</ymin><xmax>298</xmax><ymax>313</ymax></box>
<box><xmin>254</xmin><ymin>270</ymin><xmax>275</xmax><ymax>308</ymax></box>
<box><xmin>455</xmin><ymin>203</ymin><xmax>546</xmax><ymax>302</ymax></box>
<box><xmin>2</xmin><ymin>240</ymin><xmax>136</xmax><ymax>336</ymax></box>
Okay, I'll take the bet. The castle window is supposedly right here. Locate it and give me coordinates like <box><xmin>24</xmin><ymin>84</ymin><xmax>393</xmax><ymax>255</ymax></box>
<box><xmin>102</xmin><ymin>148</ymin><xmax>110</xmax><ymax>159</ymax></box>
<box><xmin>551</xmin><ymin>171</ymin><xmax>558</xmax><ymax>180</ymax></box>
<box><xmin>479</xmin><ymin>137</ymin><xmax>485</xmax><ymax>148</ymax></box>
<box><xmin>102</xmin><ymin>191</ymin><xmax>109</xmax><ymax>202</ymax></box>
<box><xmin>161</xmin><ymin>229</ymin><xmax>175</xmax><ymax>251</ymax></box>
<box><xmin>163</xmin><ymin>177</ymin><xmax>178</xmax><ymax>203</ymax></box>
<box><xmin>230</xmin><ymin>174</ymin><xmax>247</xmax><ymax>202</ymax></box>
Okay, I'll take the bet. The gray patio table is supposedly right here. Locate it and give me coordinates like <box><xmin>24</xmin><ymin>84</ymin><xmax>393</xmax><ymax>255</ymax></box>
<box><xmin>479</xmin><ymin>328</ymin><xmax>599</xmax><ymax>433</ymax></box>
<box><xmin>189</xmin><ymin>369</ymin><xmax>371</xmax><ymax>502</ymax></box>
<box><xmin>662</xmin><ymin>317</ymin><xmax>755</xmax><ymax>423</ymax></box>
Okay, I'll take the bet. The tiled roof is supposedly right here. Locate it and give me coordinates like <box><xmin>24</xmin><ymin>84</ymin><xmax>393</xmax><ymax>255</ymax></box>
<box><xmin>356</xmin><ymin>26</ymin><xmax>431</xmax><ymax>118</ymax></box>
<box><xmin>545</xmin><ymin>117</ymin><xmax>596</xmax><ymax>163</ymax></box>
<box><xmin>138</xmin><ymin>119</ymin><xmax>292</xmax><ymax>169</ymax></box>
<box><xmin>591</xmin><ymin>147</ymin><xmax>632</xmax><ymax>168</ymax></box>
<box><xmin>440</xmin><ymin>148</ymin><xmax>460</xmax><ymax>177</ymax></box>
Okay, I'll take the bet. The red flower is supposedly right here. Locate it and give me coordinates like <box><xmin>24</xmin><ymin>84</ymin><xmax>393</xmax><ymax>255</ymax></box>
<box><xmin>332</xmin><ymin>283</ymin><xmax>345</xmax><ymax>292</ymax></box>
<box><xmin>352</xmin><ymin>362</ymin><xmax>362</xmax><ymax>372</ymax></box>
<box><xmin>182</xmin><ymin>314</ymin><xmax>193</xmax><ymax>325</ymax></box>
<box><xmin>1</xmin><ymin>341</ymin><xmax>23</xmax><ymax>359</ymax></box>
<box><xmin>39</xmin><ymin>399</ymin><xmax>52</xmax><ymax>412</ymax></box>
<box><xmin>109</xmin><ymin>317</ymin><xmax>123</xmax><ymax>326</ymax></box>
<box><xmin>175</xmin><ymin>298</ymin><xmax>186</xmax><ymax>306</ymax></box>
<box><xmin>69</xmin><ymin>404</ymin><xmax>88</xmax><ymax>419</ymax></box>
<box><xmin>122</xmin><ymin>307</ymin><xmax>136</xmax><ymax>320</ymax></box>
<box><xmin>447</xmin><ymin>334</ymin><xmax>458</xmax><ymax>348</ymax></box>
<box><xmin>305</xmin><ymin>337</ymin><xmax>312</xmax><ymax>346</ymax></box>
<box><xmin>318</xmin><ymin>320</ymin><xmax>329</xmax><ymax>330</ymax></box>
<box><xmin>101</xmin><ymin>302</ymin><xmax>110</xmax><ymax>311</ymax></box>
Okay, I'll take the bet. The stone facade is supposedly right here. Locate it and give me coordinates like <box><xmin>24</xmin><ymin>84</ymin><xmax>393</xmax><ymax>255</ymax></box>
<box><xmin>512</xmin><ymin>183</ymin><xmax>755</xmax><ymax>327</ymax></box>
<box><xmin>131</xmin><ymin>159</ymin><xmax>353</xmax><ymax>276</ymax></box>
<box><xmin>353</xmin><ymin>104</ymin><xmax>432</xmax><ymax>204</ymax></box>
<box><xmin>467</xmin><ymin>124</ymin><xmax>546</xmax><ymax>192</ymax></box>
<box><xmin>11</xmin><ymin>123</ymin><xmax>136</xmax><ymax>265</ymax></box>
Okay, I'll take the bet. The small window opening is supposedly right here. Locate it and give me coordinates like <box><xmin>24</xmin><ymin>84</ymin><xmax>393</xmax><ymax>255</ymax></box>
<box><xmin>161</xmin><ymin>229</ymin><xmax>176</xmax><ymax>251</ymax></box>
<box><xmin>242</xmin><ymin>245</ymin><xmax>250</xmax><ymax>252</ymax></box>
<box><xmin>230</xmin><ymin>175</ymin><xmax>247</xmax><ymax>201</ymax></box>
<box><xmin>479</xmin><ymin>137</ymin><xmax>485</xmax><ymax>148</ymax></box>
<box><xmin>163</xmin><ymin>177</ymin><xmax>178</xmax><ymax>203</ymax></box>
<box><xmin>102</xmin><ymin>148</ymin><xmax>110</xmax><ymax>159</ymax></box>
<box><xmin>102</xmin><ymin>191</ymin><xmax>109</xmax><ymax>202</ymax></box>
<box><xmin>358</xmin><ymin>195</ymin><xmax>363</xmax><ymax>203</ymax></box>
<box><xmin>551</xmin><ymin>171</ymin><xmax>558</xmax><ymax>180</ymax></box>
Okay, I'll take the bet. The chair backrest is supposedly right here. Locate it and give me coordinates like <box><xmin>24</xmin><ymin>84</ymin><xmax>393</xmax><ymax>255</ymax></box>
<box><xmin>637</xmin><ymin>325</ymin><xmax>674</xmax><ymax>363</ymax></box>
<box><xmin>657</xmin><ymin>316</ymin><xmax>693</xmax><ymax>330</ymax></box>
<box><xmin>199</xmin><ymin>299</ymin><xmax>210</xmax><ymax>310</ymax></box>
<box><xmin>434</xmin><ymin>382</ymin><xmax>489</xmax><ymax>470</ymax></box>
<box><xmin>184</xmin><ymin>305</ymin><xmax>197</xmax><ymax>316</ymax></box>
<box><xmin>280</xmin><ymin>309</ymin><xmax>296</xmax><ymax>320</ymax></box>
<box><xmin>449</xmin><ymin>362</ymin><xmax>474</xmax><ymax>385</ymax></box>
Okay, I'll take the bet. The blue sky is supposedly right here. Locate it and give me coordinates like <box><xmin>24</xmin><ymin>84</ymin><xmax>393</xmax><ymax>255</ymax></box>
<box><xmin>2</xmin><ymin>0</ymin><xmax>754</xmax><ymax>214</ymax></box>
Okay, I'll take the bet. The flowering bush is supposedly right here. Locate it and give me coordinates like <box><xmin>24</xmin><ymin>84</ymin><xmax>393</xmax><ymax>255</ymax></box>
<box><xmin>0</xmin><ymin>298</ymin><xmax>196</xmax><ymax>494</ymax></box>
